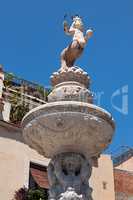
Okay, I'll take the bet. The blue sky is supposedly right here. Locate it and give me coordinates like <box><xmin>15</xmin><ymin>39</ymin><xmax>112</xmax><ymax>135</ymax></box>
<box><xmin>0</xmin><ymin>0</ymin><xmax>132</xmax><ymax>153</ymax></box>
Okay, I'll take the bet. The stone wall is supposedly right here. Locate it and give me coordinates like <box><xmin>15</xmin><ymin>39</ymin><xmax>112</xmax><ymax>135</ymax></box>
<box><xmin>0</xmin><ymin>120</ymin><xmax>49</xmax><ymax>200</ymax></box>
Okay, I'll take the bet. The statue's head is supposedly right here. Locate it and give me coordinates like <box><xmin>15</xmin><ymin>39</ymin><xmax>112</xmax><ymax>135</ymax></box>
<box><xmin>71</xmin><ymin>15</ymin><xmax>84</xmax><ymax>31</ymax></box>
<box><xmin>61</xmin><ymin>153</ymin><xmax>83</xmax><ymax>176</ymax></box>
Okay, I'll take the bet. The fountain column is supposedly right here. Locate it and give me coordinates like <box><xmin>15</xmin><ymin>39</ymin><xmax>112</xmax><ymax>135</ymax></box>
<box><xmin>48</xmin><ymin>152</ymin><xmax>92</xmax><ymax>200</ymax></box>
<box><xmin>22</xmin><ymin>66</ymin><xmax>115</xmax><ymax>200</ymax></box>
<box><xmin>22</xmin><ymin>15</ymin><xmax>115</xmax><ymax>200</ymax></box>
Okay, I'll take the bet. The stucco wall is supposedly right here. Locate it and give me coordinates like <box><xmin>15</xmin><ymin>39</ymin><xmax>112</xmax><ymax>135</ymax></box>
<box><xmin>90</xmin><ymin>155</ymin><xmax>115</xmax><ymax>200</ymax></box>
<box><xmin>0</xmin><ymin>120</ymin><xmax>115</xmax><ymax>200</ymax></box>
<box><xmin>0</xmin><ymin>121</ymin><xmax>49</xmax><ymax>200</ymax></box>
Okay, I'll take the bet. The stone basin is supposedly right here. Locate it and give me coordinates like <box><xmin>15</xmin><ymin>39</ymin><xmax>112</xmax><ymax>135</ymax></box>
<box><xmin>22</xmin><ymin>101</ymin><xmax>115</xmax><ymax>159</ymax></box>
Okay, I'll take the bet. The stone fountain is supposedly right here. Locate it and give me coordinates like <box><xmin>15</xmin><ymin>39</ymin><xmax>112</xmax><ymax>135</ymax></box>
<box><xmin>22</xmin><ymin>15</ymin><xmax>115</xmax><ymax>200</ymax></box>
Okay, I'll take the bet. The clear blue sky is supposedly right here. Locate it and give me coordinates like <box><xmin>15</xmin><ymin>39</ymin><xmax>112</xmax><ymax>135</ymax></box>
<box><xmin>0</xmin><ymin>0</ymin><xmax>132</xmax><ymax>153</ymax></box>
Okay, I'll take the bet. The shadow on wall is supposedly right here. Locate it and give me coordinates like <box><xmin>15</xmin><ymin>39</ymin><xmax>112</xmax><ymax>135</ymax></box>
<box><xmin>0</xmin><ymin>120</ymin><xmax>25</xmax><ymax>143</ymax></box>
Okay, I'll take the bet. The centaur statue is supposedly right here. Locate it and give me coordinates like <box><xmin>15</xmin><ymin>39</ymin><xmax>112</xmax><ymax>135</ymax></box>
<box><xmin>60</xmin><ymin>15</ymin><xmax>93</xmax><ymax>71</ymax></box>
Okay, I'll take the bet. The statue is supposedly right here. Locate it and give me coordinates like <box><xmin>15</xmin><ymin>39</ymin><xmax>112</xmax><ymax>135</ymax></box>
<box><xmin>60</xmin><ymin>15</ymin><xmax>93</xmax><ymax>71</ymax></box>
<box><xmin>48</xmin><ymin>153</ymin><xmax>93</xmax><ymax>200</ymax></box>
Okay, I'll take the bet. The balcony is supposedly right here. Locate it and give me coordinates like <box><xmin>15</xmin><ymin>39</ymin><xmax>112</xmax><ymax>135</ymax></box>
<box><xmin>2</xmin><ymin>72</ymin><xmax>51</xmax><ymax>125</ymax></box>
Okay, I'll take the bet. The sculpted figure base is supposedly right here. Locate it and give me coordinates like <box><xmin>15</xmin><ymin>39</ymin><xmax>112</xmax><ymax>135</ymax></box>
<box><xmin>48</xmin><ymin>152</ymin><xmax>93</xmax><ymax>200</ymax></box>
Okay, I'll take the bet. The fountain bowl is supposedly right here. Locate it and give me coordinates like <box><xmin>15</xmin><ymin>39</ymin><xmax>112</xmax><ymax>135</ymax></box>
<box><xmin>22</xmin><ymin>101</ymin><xmax>115</xmax><ymax>159</ymax></box>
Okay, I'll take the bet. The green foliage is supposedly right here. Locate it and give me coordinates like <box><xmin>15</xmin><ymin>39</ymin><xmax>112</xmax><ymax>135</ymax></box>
<box><xmin>27</xmin><ymin>188</ymin><xmax>47</xmax><ymax>200</ymax></box>
<box><xmin>10</xmin><ymin>103</ymin><xmax>29</xmax><ymax>123</ymax></box>
<box><xmin>44</xmin><ymin>89</ymin><xmax>52</xmax><ymax>101</ymax></box>
<box><xmin>10</xmin><ymin>91</ymin><xmax>21</xmax><ymax>105</ymax></box>
<box><xmin>4</xmin><ymin>72</ymin><xmax>15</xmax><ymax>87</ymax></box>
<box><xmin>9</xmin><ymin>92</ymin><xmax>29</xmax><ymax>123</ymax></box>
<box><xmin>36</xmin><ymin>86</ymin><xmax>45</xmax><ymax>97</ymax></box>
<box><xmin>13</xmin><ymin>187</ymin><xmax>48</xmax><ymax>200</ymax></box>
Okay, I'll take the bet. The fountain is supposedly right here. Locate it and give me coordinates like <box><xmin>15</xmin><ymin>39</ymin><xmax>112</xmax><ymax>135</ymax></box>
<box><xmin>22</xmin><ymin>15</ymin><xmax>115</xmax><ymax>200</ymax></box>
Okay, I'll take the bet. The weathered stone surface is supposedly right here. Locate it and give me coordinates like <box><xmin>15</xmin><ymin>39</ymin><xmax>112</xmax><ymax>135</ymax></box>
<box><xmin>50</xmin><ymin>66</ymin><xmax>90</xmax><ymax>88</ymax></box>
<box><xmin>48</xmin><ymin>81</ymin><xmax>92</xmax><ymax>103</ymax></box>
<box><xmin>22</xmin><ymin>101</ymin><xmax>115</xmax><ymax>159</ymax></box>
<box><xmin>59</xmin><ymin>188</ymin><xmax>83</xmax><ymax>200</ymax></box>
<box><xmin>48</xmin><ymin>152</ymin><xmax>92</xmax><ymax>200</ymax></box>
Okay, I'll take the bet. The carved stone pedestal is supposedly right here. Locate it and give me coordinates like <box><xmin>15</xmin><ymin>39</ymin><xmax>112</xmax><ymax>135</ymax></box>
<box><xmin>22</xmin><ymin>66</ymin><xmax>115</xmax><ymax>200</ymax></box>
<box><xmin>48</xmin><ymin>152</ymin><xmax>92</xmax><ymax>200</ymax></box>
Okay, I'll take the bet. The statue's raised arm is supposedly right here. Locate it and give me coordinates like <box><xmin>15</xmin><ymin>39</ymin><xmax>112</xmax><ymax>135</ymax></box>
<box><xmin>63</xmin><ymin>20</ymin><xmax>75</xmax><ymax>36</ymax></box>
<box><xmin>60</xmin><ymin>15</ymin><xmax>93</xmax><ymax>71</ymax></box>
